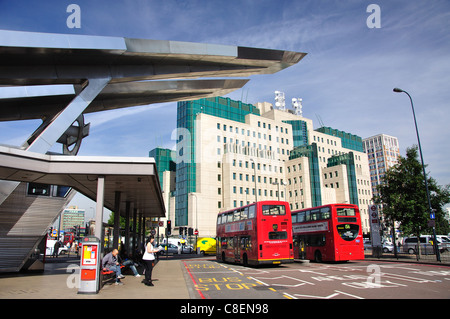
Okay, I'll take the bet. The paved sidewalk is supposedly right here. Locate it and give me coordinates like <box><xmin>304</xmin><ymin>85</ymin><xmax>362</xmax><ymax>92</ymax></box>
<box><xmin>0</xmin><ymin>258</ymin><xmax>189</xmax><ymax>299</ymax></box>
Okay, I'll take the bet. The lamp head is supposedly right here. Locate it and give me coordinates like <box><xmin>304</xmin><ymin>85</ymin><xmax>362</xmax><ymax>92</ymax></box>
<box><xmin>393</xmin><ymin>88</ymin><xmax>404</xmax><ymax>93</ymax></box>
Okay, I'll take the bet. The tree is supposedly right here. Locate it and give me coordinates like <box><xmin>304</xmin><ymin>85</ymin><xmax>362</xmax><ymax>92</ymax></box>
<box><xmin>108</xmin><ymin>211</ymin><xmax>144</xmax><ymax>234</ymax></box>
<box><xmin>374</xmin><ymin>145</ymin><xmax>450</xmax><ymax>241</ymax></box>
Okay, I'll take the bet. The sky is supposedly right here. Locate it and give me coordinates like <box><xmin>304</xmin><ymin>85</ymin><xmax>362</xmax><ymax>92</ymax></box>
<box><xmin>0</xmin><ymin>0</ymin><xmax>449</xmax><ymax>212</ymax></box>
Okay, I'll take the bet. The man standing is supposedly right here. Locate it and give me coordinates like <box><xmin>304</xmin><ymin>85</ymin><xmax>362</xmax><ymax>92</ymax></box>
<box><xmin>102</xmin><ymin>249</ymin><xmax>125</xmax><ymax>285</ymax></box>
<box><xmin>53</xmin><ymin>240</ymin><xmax>60</xmax><ymax>258</ymax></box>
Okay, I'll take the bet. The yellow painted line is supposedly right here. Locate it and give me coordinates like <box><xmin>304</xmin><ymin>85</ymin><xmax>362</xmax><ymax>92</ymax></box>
<box><xmin>269</xmin><ymin>288</ymin><xmax>277</xmax><ymax>292</ymax></box>
<box><xmin>283</xmin><ymin>294</ymin><xmax>293</xmax><ymax>299</ymax></box>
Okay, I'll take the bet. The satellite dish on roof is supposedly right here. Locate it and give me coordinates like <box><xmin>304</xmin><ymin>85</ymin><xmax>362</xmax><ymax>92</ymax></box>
<box><xmin>274</xmin><ymin>91</ymin><xmax>285</xmax><ymax>111</ymax></box>
<box><xmin>292</xmin><ymin>97</ymin><xmax>303</xmax><ymax>116</ymax></box>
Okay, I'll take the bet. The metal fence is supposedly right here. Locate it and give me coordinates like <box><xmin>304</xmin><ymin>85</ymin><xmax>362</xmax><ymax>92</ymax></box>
<box><xmin>364</xmin><ymin>243</ymin><xmax>450</xmax><ymax>263</ymax></box>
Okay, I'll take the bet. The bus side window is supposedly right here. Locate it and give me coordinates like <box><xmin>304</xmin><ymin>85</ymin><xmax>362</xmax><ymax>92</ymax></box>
<box><xmin>234</xmin><ymin>210</ymin><xmax>241</xmax><ymax>222</ymax></box>
<box><xmin>242</xmin><ymin>207</ymin><xmax>249</xmax><ymax>220</ymax></box>
<box><xmin>311</xmin><ymin>209</ymin><xmax>320</xmax><ymax>221</ymax></box>
<box><xmin>291</xmin><ymin>214</ymin><xmax>297</xmax><ymax>223</ymax></box>
<box><xmin>240</xmin><ymin>236</ymin><xmax>251</xmax><ymax>250</ymax></box>
<box><xmin>321</xmin><ymin>207</ymin><xmax>331</xmax><ymax>219</ymax></box>
<box><xmin>248</xmin><ymin>205</ymin><xmax>256</xmax><ymax>218</ymax></box>
<box><xmin>298</xmin><ymin>212</ymin><xmax>305</xmax><ymax>223</ymax></box>
<box><xmin>228</xmin><ymin>237</ymin><xmax>234</xmax><ymax>249</ymax></box>
<box><xmin>227</xmin><ymin>213</ymin><xmax>233</xmax><ymax>223</ymax></box>
<box><xmin>305</xmin><ymin>210</ymin><xmax>311</xmax><ymax>221</ymax></box>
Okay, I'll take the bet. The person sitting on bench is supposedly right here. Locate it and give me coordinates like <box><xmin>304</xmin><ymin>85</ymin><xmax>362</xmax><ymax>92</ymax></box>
<box><xmin>102</xmin><ymin>249</ymin><xmax>125</xmax><ymax>285</ymax></box>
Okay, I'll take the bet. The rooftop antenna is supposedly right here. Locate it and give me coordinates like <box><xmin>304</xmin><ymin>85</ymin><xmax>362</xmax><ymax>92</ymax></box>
<box><xmin>274</xmin><ymin>91</ymin><xmax>285</xmax><ymax>111</ymax></box>
<box><xmin>315</xmin><ymin>114</ymin><xmax>325</xmax><ymax>128</ymax></box>
<box><xmin>292</xmin><ymin>98</ymin><xmax>303</xmax><ymax>116</ymax></box>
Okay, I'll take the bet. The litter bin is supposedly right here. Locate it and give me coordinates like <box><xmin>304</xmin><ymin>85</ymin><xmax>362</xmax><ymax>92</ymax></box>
<box><xmin>78</xmin><ymin>236</ymin><xmax>101</xmax><ymax>294</ymax></box>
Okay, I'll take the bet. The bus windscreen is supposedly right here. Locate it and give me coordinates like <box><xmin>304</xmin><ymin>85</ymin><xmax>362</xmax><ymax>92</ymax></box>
<box><xmin>262</xmin><ymin>205</ymin><xmax>286</xmax><ymax>215</ymax></box>
<box><xmin>336</xmin><ymin>207</ymin><xmax>356</xmax><ymax>216</ymax></box>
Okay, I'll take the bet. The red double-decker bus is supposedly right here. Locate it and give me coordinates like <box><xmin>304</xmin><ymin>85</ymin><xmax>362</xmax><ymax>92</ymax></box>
<box><xmin>216</xmin><ymin>201</ymin><xmax>294</xmax><ymax>266</ymax></box>
<box><xmin>291</xmin><ymin>204</ymin><xmax>364</xmax><ymax>262</ymax></box>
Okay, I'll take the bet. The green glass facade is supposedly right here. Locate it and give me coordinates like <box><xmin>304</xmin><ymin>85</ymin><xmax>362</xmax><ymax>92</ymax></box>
<box><xmin>289</xmin><ymin>143</ymin><xmax>322</xmax><ymax>207</ymax></box>
<box><xmin>149</xmin><ymin>147</ymin><xmax>176</xmax><ymax>189</ymax></box>
<box><xmin>283</xmin><ymin>119</ymin><xmax>308</xmax><ymax>147</ymax></box>
<box><xmin>315</xmin><ymin>126</ymin><xmax>364</xmax><ymax>152</ymax></box>
<box><xmin>327</xmin><ymin>152</ymin><xmax>359</xmax><ymax>205</ymax></box>
<box><xmin>175</xmin><ymin>97</ymin><xmax>260</xmax><ymax>226</ymax></box>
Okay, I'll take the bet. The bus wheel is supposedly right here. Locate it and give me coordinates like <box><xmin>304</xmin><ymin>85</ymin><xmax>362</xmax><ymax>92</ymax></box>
<box><xmin>314</xmin><ymin>251</ymin><xmax>322</xmax><ymax>263</ymax></box>
<box><xmin>408</xmin><ymin>248</ymin><xmax>415</xmax><ymax>255</ymax></box>
<box><xmin>242</xmin><ymin>254</ymin><xmax>248</xmax><ymax>267</ymax></box>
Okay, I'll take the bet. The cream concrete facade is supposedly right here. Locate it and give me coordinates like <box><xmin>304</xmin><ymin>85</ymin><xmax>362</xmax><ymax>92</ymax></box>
<box><xmin>363</xmin><ymin>134</ymin><xmax>400</xmax><ymax>196</ymax></box>
<box><xmin>168</xmin><ymin>101</ymin><xmax>373</xmax><ymax>237</ymax></box>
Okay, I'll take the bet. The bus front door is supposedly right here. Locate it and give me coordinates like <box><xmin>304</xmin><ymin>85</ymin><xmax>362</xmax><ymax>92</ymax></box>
<box><xmin>234</xmin><ymin>236</ymin><xmax>240</xmax><ymax>263</ymax></box>
<box><xmin>299</xmin><ymin>236</ymin><xmax>306</xmax><ymax>260</ymax></box>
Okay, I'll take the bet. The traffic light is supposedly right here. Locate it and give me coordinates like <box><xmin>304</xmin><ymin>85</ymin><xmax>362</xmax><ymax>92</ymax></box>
<box><xmin>167</xmin><ymin>220</ymin><xmax>172</xmax><ymax>235</ymax></box>
<box><xmin>188</xmin><ymin>227</ymin><xmax>193</xmax><ymax>236</ymax></box>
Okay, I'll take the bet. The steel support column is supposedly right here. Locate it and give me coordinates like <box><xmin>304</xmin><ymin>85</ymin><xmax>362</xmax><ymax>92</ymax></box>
<box><xmin>113</xmin><ymin>191</ymin><xmax>121</xmax><ymax>250</ymax></box>
<box><xmin>125</xmin><ymin>201</ymin><xmax>131</xmax><ymax>256</ymax></box>
<box><xmin>94</xmin><ymin>175</ymin><xmax>105</xmax><ymax>244</ymax></box>
<box><xmin>25</xmin><ymin>78</ymin><xmax>110</xmax><ymax>153</ymax></box>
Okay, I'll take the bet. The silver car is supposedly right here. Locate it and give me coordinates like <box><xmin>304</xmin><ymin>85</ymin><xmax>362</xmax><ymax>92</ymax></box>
<box><xmin>157</xmin><ymin>243</ymin><xmax>179</xmax><ymax>255</ymax></box>
<box><xmin>402</xmin><ymin>236</ymin><xmax>450</xmax><ymax>255</ymax></box>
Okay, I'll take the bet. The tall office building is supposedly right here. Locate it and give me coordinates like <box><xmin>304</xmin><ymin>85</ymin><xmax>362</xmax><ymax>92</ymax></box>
<box><xmin>149</xmin><ymin>147</ymin><xmax>176</xmax><ymax>229</ymax></box>
<box><xmin>362</xmin><ymin>134</ymin><xmax>400</xmax><ymax>197</ymax></box>
<box><xmin>159</xmin><ymin>96</ymin><xmax>373</xmax><ymax>237</ymax></box>
<box><xmin>60</xmin><ymin>206</ymin><xmax>85</xmax><ymax>231</ymax></box>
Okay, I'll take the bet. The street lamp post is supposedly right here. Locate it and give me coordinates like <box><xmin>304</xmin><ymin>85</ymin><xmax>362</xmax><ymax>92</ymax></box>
<box><xmin>272</xmin><ymin>181</ymin><xmax>281</xmax><ymax>201</ymax></box>
<box><xmin>393</xmin><ymin>88</ymin><xmax>441</xmax><ymax>262</ymax></box>
<box><xmin>189</xmin><ymin>193</ymin><xmax>198</xmax><ymax>252</ymax></box>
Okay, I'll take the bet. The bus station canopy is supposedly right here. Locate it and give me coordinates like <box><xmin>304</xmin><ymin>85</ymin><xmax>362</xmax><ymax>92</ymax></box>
<box><xmin>0</xmin><ymin>29</ymin><xmax>306</xmax><ymax>122</ymax></box>
<box><xmin>0</xmin><ymin>145</ymin><xmax>164</xmax><ymax>217</ymax></box>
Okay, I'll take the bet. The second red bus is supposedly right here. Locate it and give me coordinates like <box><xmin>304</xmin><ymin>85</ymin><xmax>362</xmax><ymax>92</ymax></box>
<box><xmin>291</xmin><ymin>204</ymin><xmax>364</xmax><ymax>262</ymax></box>
<box><xmin>216</xmin><ymin>201</ymin><xmax>294</xmax><ymax>266</ymax></box>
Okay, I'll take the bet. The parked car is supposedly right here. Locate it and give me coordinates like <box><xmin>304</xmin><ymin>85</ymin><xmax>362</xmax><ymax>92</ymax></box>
<box><xmin>402</xmin><ymin>235</ymin><xmax>450</xmax><ymax>255</ymax></box>
<box><xmin>157</xmin><ymin>243</ymin><xmax>193</xmax><ymax>255</ymax></box>
<box><xmin>382</xmin><ymin>243</ymin><xmax>393</xmax><ymax>253</ymax></box>
<box><xmin>157</xmin><ymin>243</ymin><xmax>179</xmax><ymax>255</ymax></box>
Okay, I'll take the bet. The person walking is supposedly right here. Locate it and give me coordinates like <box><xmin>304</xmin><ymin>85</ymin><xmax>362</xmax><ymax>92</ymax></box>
<box><xmin>142</xmin><ymin>236</ymin><xmax>160</xmax><ymax>286</ymax></box>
